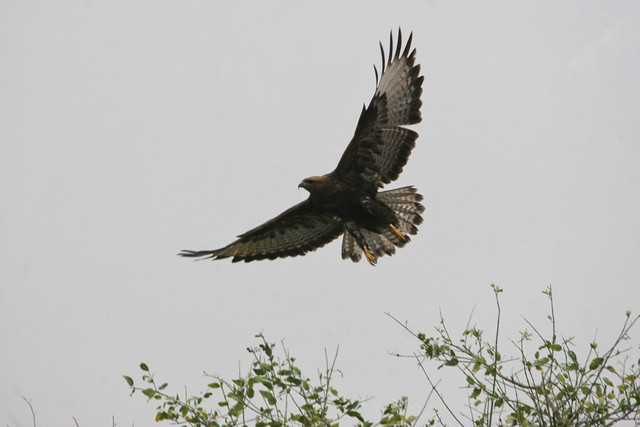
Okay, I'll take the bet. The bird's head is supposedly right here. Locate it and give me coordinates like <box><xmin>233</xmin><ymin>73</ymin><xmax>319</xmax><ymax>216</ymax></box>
<box><xmin>298</xmin><ymin>176</ymin><xmax>325</xmax><ymax>194</ymax></box>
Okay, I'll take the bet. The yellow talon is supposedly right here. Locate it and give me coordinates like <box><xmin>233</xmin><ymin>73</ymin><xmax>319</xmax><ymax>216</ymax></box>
<box><xmin>363</xmin><ymin>245</ymin><xmax>377</xmax><ymax>266</ymax></box>
<box><xmin>390</xmin><ymin>224</ymin><xmax>407</xmax><ymax>241</ymax></box>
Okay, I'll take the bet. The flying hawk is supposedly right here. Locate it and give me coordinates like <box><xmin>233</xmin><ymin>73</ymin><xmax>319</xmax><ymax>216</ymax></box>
<box><xmin>180</xmin><ymin>30</ymin><xmax>424</xmax><ymax>266</ymax></box>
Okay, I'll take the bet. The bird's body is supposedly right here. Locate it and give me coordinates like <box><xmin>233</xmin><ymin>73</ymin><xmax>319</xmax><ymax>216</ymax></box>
<box><xmin>301</xmin><ymin>175</ymin><xmax>399</xmax><ymax>238</ymax></box>
<box><xmin>180</xmin><ymin>30</ymin><xmax>424</xmax><ymax>265</ymax></box>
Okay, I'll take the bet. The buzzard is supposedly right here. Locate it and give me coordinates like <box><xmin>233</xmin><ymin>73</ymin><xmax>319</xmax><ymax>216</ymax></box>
<box><xmin>180</xmin><ymin>30</ymin><xmax>424</xmax><ymax>266</ymax></box>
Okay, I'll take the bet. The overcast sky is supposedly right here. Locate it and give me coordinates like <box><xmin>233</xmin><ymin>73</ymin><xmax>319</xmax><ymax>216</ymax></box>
<box><xmin>2</xmin><ymin>1</ymin><xmax>639</xmax><ymax>425</ymax></box>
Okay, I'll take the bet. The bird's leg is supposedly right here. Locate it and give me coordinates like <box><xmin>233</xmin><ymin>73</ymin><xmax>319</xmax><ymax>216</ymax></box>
<box><xmin>389</xmin><ymin>224</ymin><xmax>407</xmax><ymax>241</ymax></box>
<box><xmin>363</xmin><ymin>245</ymin><xmax>377</xmax><ymax>266</ymax></box>
<box><xmin>344</xmin><ymin>221</ymin><xmax>377</xmax><ymax>266</ymax></box>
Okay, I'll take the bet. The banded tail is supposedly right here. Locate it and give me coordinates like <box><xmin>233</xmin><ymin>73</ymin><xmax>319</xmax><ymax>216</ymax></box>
<box><xmin>341</xmin><ymin>186</ymin><xmax>425</xmax><ymax>263</ymax></box>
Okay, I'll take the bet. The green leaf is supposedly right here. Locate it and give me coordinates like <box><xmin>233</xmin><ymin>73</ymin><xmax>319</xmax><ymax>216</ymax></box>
<box><xmin>287</xmin><ymin>376</ymin><xmax>301</xmax><ymax>385</ymax></box>
<box><xmin>228</xmin><ymin>389</ymin><xmax>243</xmax><ymax>402</ymax></box>
<box><xmin>470</xmin><ymin>387</ymin><xmax>482</xmax><ymax>399</ymax></box>
<box><xmin>140</xmin><ymin>363</ymin><xmax>149</xmax><ymax>372</ymax></box>
<box><xmin>444</xmin><ymin>357</ymin><xmax>458</xmax><ymax>366</ymax></box>
<box><xmin>590</xmin><ymin>357</ymin><xmax>604</xmax><ymax>370</ymax></box>
<box><xmin>142</xmin><ymin>388</ymin><xmax>155</xmax><ymax>398</ymax></box>
<box><xmin>123</xmin><ymin>375</ymin><xmax>134</xmax><ymax>386</ymax></box>
<box><xmin>474</xmin><ymin>354</ymin><xmax>487</xmax><ymax>364</ymax></box>
<box><xmin>260</xmin><ymin>390</ymin><xmax>277</xmax><ymax>405</ymax></box>
<box><xmin>535</xmin><ymin>357</ymin><xmax>549</xmax><ymax>367</ymax></box>
<box><xmin>603</xmin><ymin>377</ymin><xmax>613</xmax><ymax>387</ymax></box>
<box><xmin>228</xmin><ymin>401</ymin><xmax>244</xmax><ymax>417</ymax></box>
<box><xmin>208</xmin><ymin>382</ymin><xmax>220</xmax><ymax>388</ymax></box>
<box><xmin>263</xmin><ymin>343</ymin><xmax>273</xmax><ymax>357</ymax></box>
<box><xmin>347</xmin><ymin>410</ymin><xmax>364</xmax><ymax>422</ymax></box>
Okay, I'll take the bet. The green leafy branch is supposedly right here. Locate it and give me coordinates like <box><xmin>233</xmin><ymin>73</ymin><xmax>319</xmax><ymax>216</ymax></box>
<box><xmin>390</xmin><ymin>285</ymin><xmax>640</xmax><ymax>426</ymax></box>
<box><xmin>124</xmin><ymin>333</ymin><xmax>417</xmax><ymax>426</ymax></box>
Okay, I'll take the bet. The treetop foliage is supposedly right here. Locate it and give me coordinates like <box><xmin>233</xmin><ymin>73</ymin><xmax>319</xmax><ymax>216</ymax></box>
<box><xmin>125</xmin><ymin>286</ymin><xmax>639</xmax><ymax>426</ymax></box>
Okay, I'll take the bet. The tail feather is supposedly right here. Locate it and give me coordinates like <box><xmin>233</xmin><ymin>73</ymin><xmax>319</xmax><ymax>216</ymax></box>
<box><xmin>341</xmin><ymin>230</ymin><xmax>362</xmax><ymax>262</ymax></box>
<box><xmin>377</xmin><ymin>185</ymin><xmax>424</xmax><ymax>234</ymax></box>
<box><xmin>341</xmin><ymin>186</ymin><xmax>424</xmax><ymax>263</ymax></box>
<box><xmin>361</xmin><ymin>228</ymin><xmax>396</xmax><ymax>257</ymax></box>
<box><xmin>380</xmin><ymin>226</ymin><xmax>409</xmax><ymax>247</ymax></box>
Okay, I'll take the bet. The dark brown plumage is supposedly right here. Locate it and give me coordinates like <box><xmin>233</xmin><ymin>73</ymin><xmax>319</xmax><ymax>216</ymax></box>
<box><xmin>180</xmin><ymin>30</ymin><xmax>424</xmax><ymax>265</ymax></box>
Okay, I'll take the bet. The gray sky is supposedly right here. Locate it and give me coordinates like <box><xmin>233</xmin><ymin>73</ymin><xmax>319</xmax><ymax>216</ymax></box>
<box><xmin>2</xmin><ymin>1</ymin><xmax>639</xmax><ymax>425</ymax></box>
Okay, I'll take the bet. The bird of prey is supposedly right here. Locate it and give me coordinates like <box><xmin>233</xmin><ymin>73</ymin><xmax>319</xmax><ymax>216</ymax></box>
<box><xmin>180</xmin><ymin>30</ymin><xmax>424</xmax><ymax>266</ymax></box>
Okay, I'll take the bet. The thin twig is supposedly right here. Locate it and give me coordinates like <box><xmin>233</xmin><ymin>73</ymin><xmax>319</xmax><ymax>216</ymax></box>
<box><xmin>21</xmin><ymin>396</ymin><xmax>36</xmax><ymax>427</ymax></box>
<box><xmin>487</xmin><ymin>285</ymin><xmax>502</xmax><ymax>426</ymax></box>
<box><xmin>412</xmin><ymin>384</ymin><xmax>436</xmax><ymax>427</ymax></box>
<box><xmin>413</xmin><ymin>353</ymin><xmax>465</xmax><ymax>426</ymax></box>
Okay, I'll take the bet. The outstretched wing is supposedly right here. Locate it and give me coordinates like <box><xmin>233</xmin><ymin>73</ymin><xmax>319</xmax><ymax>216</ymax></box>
<box><xmin>332</xmin><ymin>29</ymin><xmax>423</xmax><ymax>192</ymax></box>
<box><xmin>178</xmin><ymin>201</ymin><xmax>343</xmax><ymax>262</ymax></box>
